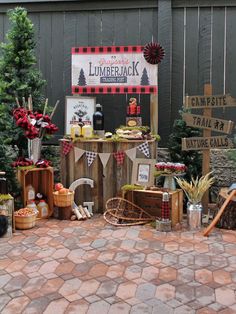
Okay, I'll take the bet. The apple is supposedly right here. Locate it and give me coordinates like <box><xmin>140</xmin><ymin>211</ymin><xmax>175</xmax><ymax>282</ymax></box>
<box><xmin>55</xmin><ymin>183</ymin><xmax>64</xmax><ymax>191</ymax></box>
<box><xmin>58</xmin><ymin>188</ymin><xmax>69</xmax><ymax>194</ymax></box>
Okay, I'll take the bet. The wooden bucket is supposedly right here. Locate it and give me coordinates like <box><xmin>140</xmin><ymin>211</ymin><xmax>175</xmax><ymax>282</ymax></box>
<box><xmin>15</xmin><ymin>213</ymin><xmax>37</xmax><ymax>230</ymax></box>
<box><xmin>53</xmin><ymin>191</ymin><xmax>74</xmax><ymax>207</ymax></box>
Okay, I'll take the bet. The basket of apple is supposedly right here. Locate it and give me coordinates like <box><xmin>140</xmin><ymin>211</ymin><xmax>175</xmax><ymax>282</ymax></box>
<box><xmin>53</xmin><ymin>183</ymin><xmax>74</xmax><ymax>207</ymax></box>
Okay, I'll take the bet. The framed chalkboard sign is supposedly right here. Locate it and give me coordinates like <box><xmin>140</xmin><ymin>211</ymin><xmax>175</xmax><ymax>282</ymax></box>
<box><xmin>65</xmin><ymin>96</ymin><xmax>96</xmax><ymax>135</ymax></box>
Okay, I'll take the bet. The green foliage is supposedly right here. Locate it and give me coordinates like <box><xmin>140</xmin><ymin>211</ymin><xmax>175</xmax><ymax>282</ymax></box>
<box><xmin>121</xmin><ymin>184</ymin><xmax>144</xmax><ymax>191</ymax></box>
<box><xmin>167</xmin><ymin>110</ymin><xmax>202</xmax><ymax>180</ymax></box>
<box><xmin>0</xmin><ymin>7</ymin><xmax>46</xmax><ymax>197</ymax></box>
<box><xmin>0</xmin><ymin>7</ymin><xmax>46</xmax><ymax>155</ymax></box>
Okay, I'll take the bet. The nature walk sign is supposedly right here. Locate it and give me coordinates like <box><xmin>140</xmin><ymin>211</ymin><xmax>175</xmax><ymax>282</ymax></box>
<box><xmin>182</xmin><ymin>84</ymin><xmax>236</xmax><ymax>210</ymax></box>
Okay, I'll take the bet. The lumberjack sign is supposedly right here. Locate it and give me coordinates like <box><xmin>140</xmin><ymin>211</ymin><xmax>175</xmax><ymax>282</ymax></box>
<box><xmin>182</xmin><ymin>112</ymin><xmax>234</xmax><ymax>135</ymax></box>
<box><xmin>182</xmin><ymin>136</ymin><xmax>233</xmax><ymax>151</ymax></box>
<box><xmin>185</xmin><ymin>94</ymin><xmax>236</xmax><ymax>109</ymax></box>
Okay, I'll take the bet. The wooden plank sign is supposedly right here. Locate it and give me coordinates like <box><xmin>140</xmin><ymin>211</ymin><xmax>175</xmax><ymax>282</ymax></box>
<box><xmin>185</xmin><ymin>94</ymin><xmax>236</xmax><ymax>109</ymax></box>
<box><xmin>182</xmin><ymin>112</ymin><xmax>234</xmax><ymax>134</ymax></box>
<box><xmin>182</xmin><ymin>136</ymin><xmax>233</xmax><ymax>151</ymax></box>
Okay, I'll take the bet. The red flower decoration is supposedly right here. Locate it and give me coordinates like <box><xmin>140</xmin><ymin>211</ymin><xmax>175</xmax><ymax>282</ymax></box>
<box><xmin>143</xmin><ymin>42</ymin><xmax>165</xmax><ymax>64</ymax></box>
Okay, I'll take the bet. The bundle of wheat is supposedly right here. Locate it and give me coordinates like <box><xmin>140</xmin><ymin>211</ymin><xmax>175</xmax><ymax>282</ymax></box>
<box><xmin>175</xmin><ymin>172</ymin><xmax>214</xmax><ymax>204</ymax></box>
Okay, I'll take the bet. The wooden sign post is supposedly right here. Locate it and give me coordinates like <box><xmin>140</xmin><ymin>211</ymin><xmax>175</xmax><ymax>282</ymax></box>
<box><xmin>201</xmin><ymin>84</ymin><xmax>212</xmax><ymax>211</ymax></box>
<box><xmin>182</xmin><ymin>84</ymin><xmax>236</xmax><ymax>212</ymax></box>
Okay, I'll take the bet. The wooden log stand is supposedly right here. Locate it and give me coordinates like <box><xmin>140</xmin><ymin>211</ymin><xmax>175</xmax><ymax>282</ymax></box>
<box><xmin>60</xmin><ymin>139</ymin><xmax>157</xmax><ymax>213</ymax></box>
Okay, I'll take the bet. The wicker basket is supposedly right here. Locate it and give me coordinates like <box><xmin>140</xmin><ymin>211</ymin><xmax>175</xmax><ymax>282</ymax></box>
<box><xmin>15</xmin><ymin>213</ymin><xmax>37</xmax><ymax>230</ymax></box>
<box><xmin>53</xmin><ymin>191</ymin><xmax>74</xmax><ymax>207</ymax></box>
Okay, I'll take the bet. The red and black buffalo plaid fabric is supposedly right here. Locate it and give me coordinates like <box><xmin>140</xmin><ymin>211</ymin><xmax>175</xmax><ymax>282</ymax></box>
<box><xmin>113</xmin><ymin>151</ymin><xmax>125</xmax><ymax>165</ymax></box>
<box><xmin>161</xmin><ymin>192</ymin><xmax>170</xmax><ymax>220</ymax></box>
<box><xmin>62</xmin><ymin>141</ymin><xmax>73</xmax><ymax>156</ymax></box>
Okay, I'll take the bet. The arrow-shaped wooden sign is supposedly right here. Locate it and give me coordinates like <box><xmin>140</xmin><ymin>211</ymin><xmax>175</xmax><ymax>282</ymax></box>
<box><xmin>184</xmin><ymin>94</ymin><xmax>236</xmax><ymax>109</ymax></box>
<box><xmin>182</xmin><ymin>112</ymin><xmax>234</xmax><ymax>134</ymax></box>
<box><xmin>182</xmin><ymin>136</ymin><xmax>233</xmax><ymax>151</ymax></box>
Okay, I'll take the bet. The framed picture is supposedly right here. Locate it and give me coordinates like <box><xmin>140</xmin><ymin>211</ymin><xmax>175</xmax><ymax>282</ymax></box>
<box><xmin>131</xmin><ymin>158</ymin><xmax>156</xmax><ymax>187</ymax></box>
<box><xmin>65</xmin><ymin>96</ymin><xmax>96</xmax><ymax>134</ymax></box>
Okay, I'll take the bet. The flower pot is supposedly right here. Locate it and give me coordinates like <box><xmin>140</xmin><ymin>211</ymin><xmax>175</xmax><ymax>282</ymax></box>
<box><xmin>28</xmin><ymin>138</ymin><xmax>42</xmax><ymax>164</ymax></box>
<box><xmin>187</xmin><ymin>202</ymin><xmax>202</xmax><ymax>230</ymax></box>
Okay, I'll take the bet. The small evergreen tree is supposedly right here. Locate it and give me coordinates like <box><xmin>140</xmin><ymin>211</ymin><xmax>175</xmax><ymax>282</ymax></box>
<box><xmin>140</xmin><ymin>68</ymin><xmax>150</xmax><ymax>85</ymax></box>
<box><xmin>78</xmin><ymin>68</ymin><xmax>86</xmax><ymax>86</ymax></box>
<box><xmin>167</xmin><ymin>110</ymin><xmax>202</xmax><ymax>181</ymax></box>
<box><xmin>0</xmin><ymin>7</ymin><xmax>46</xmax><ymax>156</ymax></box>
<box><xmin>0</xmin><ymin>7</ymin><xmax>46</xmax><ymax>197</ymax></box>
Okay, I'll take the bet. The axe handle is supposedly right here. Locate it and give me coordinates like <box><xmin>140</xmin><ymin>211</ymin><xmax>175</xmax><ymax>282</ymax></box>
<box><xmin>203</xmin><ymin>189</ymin><xmax>236</xmax><ymax>237</ymax></box>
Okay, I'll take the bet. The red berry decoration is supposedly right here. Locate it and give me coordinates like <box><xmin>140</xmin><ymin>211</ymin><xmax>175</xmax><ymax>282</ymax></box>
<box><xmin>143</xmin><ymin>42</ymin><xmax>165</xmax><ymax>64</ymax></box>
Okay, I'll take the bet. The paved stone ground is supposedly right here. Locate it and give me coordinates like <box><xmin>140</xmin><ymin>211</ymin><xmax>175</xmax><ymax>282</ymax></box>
<box><xmin>1</xmin><ymin>216</ymin><xmax>236</xmax><ymax>313</ymax></box>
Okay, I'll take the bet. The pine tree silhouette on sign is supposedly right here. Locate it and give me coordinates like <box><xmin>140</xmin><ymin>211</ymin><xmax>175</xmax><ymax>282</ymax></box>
<box><xmin>78</xmin><ymin>68</ymin><xmax>87</xmax><ymax>86</ymax></box>
<box><xmin>140</xmin><ymin>67</ymin><xmax>150</xmax><ymax>85</ymax></box>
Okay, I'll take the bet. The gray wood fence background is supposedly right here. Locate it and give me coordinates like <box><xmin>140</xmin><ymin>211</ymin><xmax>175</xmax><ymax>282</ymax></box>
<box><xmin>0</xmin><ymin>0</ymin><xmax>236</xmax><ymax>145</ymax></box>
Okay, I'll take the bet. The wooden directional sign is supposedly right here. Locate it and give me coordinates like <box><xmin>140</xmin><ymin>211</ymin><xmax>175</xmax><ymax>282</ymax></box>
<box><xmin>182</xmin><ymin>112</ymin><xmax>234</xmax><ymax>134</ymax></box>
<box><xmin>184</xmin><ymin>94</ymin><xmax>236</xmax><ymax>109</ymax></box>
<box><xmin>182</xmin><ymin>136</ymin><xmax>233</xmax><ymax>151</ymax></box>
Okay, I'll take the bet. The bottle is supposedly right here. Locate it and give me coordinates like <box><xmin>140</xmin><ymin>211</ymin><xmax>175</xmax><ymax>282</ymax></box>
<box><xmin>81</xmin><ymin>122</ymin><xmax>93</xmax><ymax>138</ymax></box>
<box><xmin>37</xmin><ymin>200</ymin><xmax>49</xmax><ymax>219</ymax></box>
<box><xmin>71</xmin><ymin>124</ymin><xmax>81</xmax><ymax>139</ymax></box>
<box><xmin>93</xmin><ymin>104</ymin><xmax>104</xmax><ymax>131</ymax></box>
<box><xmin>0</xmin><ymin>172</ymin><xmax>8</xmax><ymax>194</ymax></box>
<box><xmin>26</xmin><ymin>184</ymin><xmax>35</xmax><ymax>201</ymax></box>
<box><xmin>26</xmin><ymin>200</ymin><xmax>38</xmax><ymax>213</ymax></box>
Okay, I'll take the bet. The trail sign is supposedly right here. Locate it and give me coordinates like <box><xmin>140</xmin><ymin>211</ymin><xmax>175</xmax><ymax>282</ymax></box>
<box><xmin>182</xmin><ymin>112</ymin><xmax>234</xmax><ymax>134</ymax></box>
<box><xmin>182</xmin><ymin>136</ymin><xmax>233</xmax><ymax>151</ymax></box>
<box><xmin>184</xmin><ymin>94</ymin><xmax>236</xmax><ymax>109</ymax></box>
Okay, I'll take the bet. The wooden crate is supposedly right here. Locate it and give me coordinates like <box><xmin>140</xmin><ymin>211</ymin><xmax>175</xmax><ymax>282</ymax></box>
<box><xmin>124</xmin><ymin>189</ymin><xmax>183</xmax><ymax>226</ymax></box>
<box><xmin>17</xmin><ymin>167</ymin><xmax>54</xmax><ymax>217</ymax></box>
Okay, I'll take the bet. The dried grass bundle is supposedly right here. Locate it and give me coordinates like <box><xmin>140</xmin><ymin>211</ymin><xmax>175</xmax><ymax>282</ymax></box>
<box><xmin>175</xmin><ymin>172</ymin><xmax>214</xmax><ymax>204</ymax></box>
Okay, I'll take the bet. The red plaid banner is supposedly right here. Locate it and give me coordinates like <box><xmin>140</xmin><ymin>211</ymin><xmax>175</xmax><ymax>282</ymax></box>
<box><xmin>72</xmin><ymin>85</ymin><xmax>157</xmax><ymax>95</ymax></box>
<box><xmin>62</xmin><ymin>141</ymin><xmax>73</xmax><ymax>156</ymax></box>
<box><xmin>113</xmin><ymin>151</ymin><xmax>125</xmax><ymax>165</ymax></box>
<box><xmin>72</xmin><ymin>46</ymin><xmax>144</xmax><ymax>55</ymax></box>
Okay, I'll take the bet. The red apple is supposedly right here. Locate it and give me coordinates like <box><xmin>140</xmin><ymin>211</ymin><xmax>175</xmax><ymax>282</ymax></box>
<box><xmin>55</xmin><ymin>183</ymin><xmax>64</xmax><ymax>191</ymax></box>
<box><xmin>58</xmin><ymin>188</ymin><xmax>69</xmax><ymax>194</ymax></box>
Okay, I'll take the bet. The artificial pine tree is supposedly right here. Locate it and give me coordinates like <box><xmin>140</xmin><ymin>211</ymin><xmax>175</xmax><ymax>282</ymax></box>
<box><xmin>0</xmin><ymin>7</ymin><xmax>46</xmax><ymax>156</ymax></box>
<box><xmin>167</xmin><ymin>110</ymin><xmax>202</xmax><ymax>180</ymax></box>
<box><xmin>0</xmin><ymin>7</ymin><xmax>46</xmax><ymax>197</ymax></box>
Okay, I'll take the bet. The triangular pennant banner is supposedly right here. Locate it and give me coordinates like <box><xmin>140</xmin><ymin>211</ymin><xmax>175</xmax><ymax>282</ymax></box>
<box><xmin>98</xmin><ymin>153</ymin><xmax>111</xmax><ymax>169</ymax></box>
<box><xmin>113</xmin><ymin>151</ymin><xmax>125</xmax><ymax>165</ymax></box>
<box><xmin>86</xmin><ymin>151</ymin><xmax>97</xmax><ymax>167</ymax></box>
<box><xmin>125</xmin><ymin>147</ymin><xmax>136</xmax><ymax>161</ymax></box>
<box><xmin>74</xmin><ymin>147</ymin><xmax>84</xmax><ymax>162</ymax></box>
<box><xmin>62</xmin><ymin>140</ymin><xmax>73</xmax><ymax>156</ymax></box>
<box><xmin>137</xmin><ymin>141</ymin><xmax>150</xmax><ymax>158</ymax></box>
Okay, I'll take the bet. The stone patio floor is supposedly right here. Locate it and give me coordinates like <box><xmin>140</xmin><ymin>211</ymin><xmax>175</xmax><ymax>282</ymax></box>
<box><xmin>1</xmin><ymin>216</ymin><xmax>236</xmax><ymax>313</ymax></box>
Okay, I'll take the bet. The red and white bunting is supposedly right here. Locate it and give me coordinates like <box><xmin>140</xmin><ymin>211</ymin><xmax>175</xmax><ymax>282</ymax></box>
<box><xmin>113</xmin><ymin>151</ymin><xmax>125</xmax><ymax>165</ymax></box>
